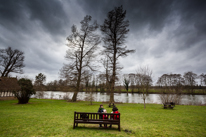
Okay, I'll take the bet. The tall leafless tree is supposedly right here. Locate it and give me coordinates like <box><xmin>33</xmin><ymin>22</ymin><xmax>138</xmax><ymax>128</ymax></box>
<box><xmin>101</xmin><ymin>6</ymin><xmax>135</xmax><ymax>102</ymax></box>
<box><xmin>183</xmin><ymin>71</ymin><xmax>197</xmax><ymax>94</ymax></box>
<box><xmin>0</xmin><ymin>47</ymin><xmax>25</xmax><ymax>77</ymax></box>
<box><xmin>60</xmin><ymin>15</ymin><xmax>100</xmax><ymax>102</ymax></box>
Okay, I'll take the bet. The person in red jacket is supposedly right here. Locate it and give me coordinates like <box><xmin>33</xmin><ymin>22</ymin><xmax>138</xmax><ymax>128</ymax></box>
<box><xmin>110</xmin><ymin>107</ymin><xmax>120</xmax><ymax>128</ymax></box>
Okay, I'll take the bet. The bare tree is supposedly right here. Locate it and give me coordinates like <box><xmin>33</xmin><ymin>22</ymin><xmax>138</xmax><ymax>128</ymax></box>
<box><xmin>157</xmin><ymin>73</ymin><xmax>184</xmax><ymax>104</ymax></box>
<box><xmin>34</xmin><ymin>73</ymin><xmax>46</xmax><ymax>98</ymax></box>
<box><xmin>129</xmin><ymin>73</ymin><xmax>136</xmax><ymax>93</ymax></box>
<box><xmin>34</xmin><ymin>73</ymin><xmax>46</xmax><ymax>87</ymax></box>
<box><xmin>0</xmin><ymin>47</ymin><xmax>25</xmax><ymax>77</ymax></box>
<box><xmin>183</xmin><ymin>71</ymin><xmax>197</xmax><ymax>94</ymax></box>
<box><xmin>101</xmin><ymin>6</ymin><xmax>135</xmax><ymax>102</ymax></box>
<box><xmin>46</xmin><ymin>81</ymin><xmax>55</xmax><ymax>91</ymax></box>
<box><xmin>135</xmin><ymin>73</ymin><xmax>141</xmax><ymax>92</ymax></box>
<box><xmin>199</xmin><ymin>73</ymin><xmax>206</xmax><ymax>93</ymax></box>
<box><xmin>123</xmin><ymin>74</ymin><xmax>130</xmax><ymax>94</ymax></box>
<box><xmin>136</xmin><ymin>66</ymin><xmax>153</xmax><ymax>109</ymax></box>
<box><xmin>91</xmin><ymin>75</ymin><xmax>96</xmax><ymax>92</ymax></box>
<box><xmin>60</xmin><ymin>15</ymin><xmax>100</xmax><ymax>102</ymax></box>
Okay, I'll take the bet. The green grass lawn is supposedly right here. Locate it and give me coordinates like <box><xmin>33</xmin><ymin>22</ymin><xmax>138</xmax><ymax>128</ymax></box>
<box><xmin>0</xmin><ymin>99</ymin><xmax>206</xmax><ymax>137</ymax></box>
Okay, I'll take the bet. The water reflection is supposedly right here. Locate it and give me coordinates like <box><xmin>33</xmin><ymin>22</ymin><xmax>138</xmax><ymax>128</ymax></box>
<box><xmin>31</xmin><ymin>91</ymin><xmax>206</xmax><ymax>105</ymax></box>
<box><xmin>181</xmin><ymin>95</ymin><xmax>204</xmax><ymax>105</ymax></box>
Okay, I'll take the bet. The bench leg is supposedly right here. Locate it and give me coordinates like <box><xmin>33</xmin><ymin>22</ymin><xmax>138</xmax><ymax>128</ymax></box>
<box><xmin>118</xmin><ymin>124</ymin><xmax>120</xmax><ymax>131</ymax></box>
<box><xmin>73</xmin><ymin>122</ymin><xmax>78</xmax><ymax>129</ymax></box>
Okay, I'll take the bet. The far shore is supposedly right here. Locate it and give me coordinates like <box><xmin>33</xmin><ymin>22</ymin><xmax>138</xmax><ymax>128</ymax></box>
<box><xmin>38</xmin><ymin>90</ymin><xmax>206</xmax><ymax>95</ymax></box>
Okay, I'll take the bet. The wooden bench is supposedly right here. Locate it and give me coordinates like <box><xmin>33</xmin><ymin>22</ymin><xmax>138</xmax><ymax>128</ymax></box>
<box><xmin>163</xmin><ymin>102</ymin><xmax>175</xmax><ymax>109</ymax></box>
<box><xmin>73</xmin><ymin>111</ymin><xmax>120</xmax><ymax>131</ymax></box>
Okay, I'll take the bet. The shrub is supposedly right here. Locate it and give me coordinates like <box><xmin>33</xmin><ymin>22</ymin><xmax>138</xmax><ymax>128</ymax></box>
<box><xmin>13</xmin><ymin>78</ymin><xmax>36</xmax><ymax>104</ymax></box>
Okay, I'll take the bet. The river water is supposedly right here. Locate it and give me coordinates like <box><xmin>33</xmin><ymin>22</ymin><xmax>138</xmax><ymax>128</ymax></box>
<box><xmin>32</xmin><ymin>91</ymin><xmax>206</xmax><ymax>105</ymax></box>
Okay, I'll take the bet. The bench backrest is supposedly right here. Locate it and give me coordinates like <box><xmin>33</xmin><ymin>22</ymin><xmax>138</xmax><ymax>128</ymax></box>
<box><xmin>74</xmin><ymin>112</ymin><xmax>120</xmax><ymax>121</ymax></box>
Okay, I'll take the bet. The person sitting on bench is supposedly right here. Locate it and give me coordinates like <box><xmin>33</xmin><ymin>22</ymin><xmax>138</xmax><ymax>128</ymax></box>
<box><xmin>110</xmin><ymin>107</ymin><xmax>120</xmax><ymax>128</ymax></box>
<box><xmin>170</xmin><ymin>101</ymin><xmax>175</xmax><ymax>106</ymax></box>
<box><xmin>97</xmin><ymin>104</ymin><xmax>104</xmax><ymax>127</ymax></box>
<box><xmin>103</xmin><ymin>109</ymin><xmax>108</xmax><ymax>128</ymax></box>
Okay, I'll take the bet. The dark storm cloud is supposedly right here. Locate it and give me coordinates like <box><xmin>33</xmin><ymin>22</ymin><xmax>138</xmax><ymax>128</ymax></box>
<box><xmin>170</xmin><ymin>0</ymin><xmax>206</xmax><ymax>48</ymax></box>
<box><xmin>0</xmin><ymin>0</ymin><xmax>205</xmax><ymax>82</ymax></box>
<box><xmin>0</xmin><ymin>0</ymin><xmax>70</xmax><ymax>81</ymax></box>
<box><xmin>0</xmin><ymin>0</ymin><xmax>68</xmax><ymax>37</ymax></box>
<box><xmin>77</xmin><ymin>0</ymin><xmax>174</xmax><ymax>33</ymax></box>
<box><xmin>23</xmin><ymin>0</ymin><xmax>68</xmax><ymax>35</ymax></box>
<box><xmin>77</xmin><ymin>0</ymin><xmax>206</xmax><ymax>47</ymax></box>
<box><xmin>0</xmin><ymin>0</ymin><xmax>24</xmax><ymax>26</ymax></box>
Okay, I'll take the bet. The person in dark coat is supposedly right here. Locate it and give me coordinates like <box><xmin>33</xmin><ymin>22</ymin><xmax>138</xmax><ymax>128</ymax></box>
<box><xmin>97</xmin><ymin>104</ymin><xmax>104</xmax><ymax>127</ymax></box>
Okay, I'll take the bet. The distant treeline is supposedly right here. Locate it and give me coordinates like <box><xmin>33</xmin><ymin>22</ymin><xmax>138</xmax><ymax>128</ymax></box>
<box><xmin>34</xmin><ymin>71</ymin><xmax>206</xmax><ymax>94</ymax></box>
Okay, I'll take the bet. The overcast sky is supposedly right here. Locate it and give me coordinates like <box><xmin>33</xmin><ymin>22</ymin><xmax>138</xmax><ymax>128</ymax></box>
<box><xmin>0</xmin><ymin>0</ymin><xmax>206</xmax><ymax>84</ymax></box>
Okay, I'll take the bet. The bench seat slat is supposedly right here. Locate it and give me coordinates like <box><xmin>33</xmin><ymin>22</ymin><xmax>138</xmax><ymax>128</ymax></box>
<box><xmin>75</xmin><ymin>119</ymin><xmax>119</xmax><ymax>121</ymax></box>
<box><xmin>75</xmin><ymin>122</ymin><xmax>119</xmax><ymax>124</ymax></box>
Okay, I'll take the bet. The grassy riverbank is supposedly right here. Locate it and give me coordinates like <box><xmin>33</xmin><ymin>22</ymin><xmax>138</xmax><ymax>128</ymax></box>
<box><xmin>0</xmin><ymin>99</ymin><xmax>206</xmax><ymax>137</ymax></box>
<box><xmin>117</xmin><ymin>89</ymin><xmax>206</xmax><ymax>94</ymax></box>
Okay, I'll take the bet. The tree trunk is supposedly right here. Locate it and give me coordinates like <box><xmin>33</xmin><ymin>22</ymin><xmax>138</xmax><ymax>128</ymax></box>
<box><xmin>71</xmin><ymin>46</ymin><xmax>83</xmax><ymax>102</ymax></box>
<box><xmin>90</xmin><ymin>92</ymin><xmax>92</xmax><ymax>105</ymax></box>
<box><xmin>72</xmin><ymin>78</ymin><xmax>80</xmax><ymax>102</ymax></box>
<box><xmin>144</xmin><ymin>98</ymin><xmax>146</xmax><ymax>109</ymax></box>
<box><xmin>110</xmin><ymin>80</ymin><xmax>115</xmax><ymax>103</ymax></box>
<box><xmin>18</xmin><ymin>97</ymin><xmax>29</xmax><ymax>104</ymax></box>
<box><xmin>72</xmin><ymin>92</ymin><xmax>78</xmax><ymax>102</ymax></box>
<box><xmin>90</xmin><ymin>92</ymin><xmax>93</xmax><ymax>105</ymax></box>
<box><xmin>110</xmin><ymin>92</ymin><xmax>114</xmax><ymax>103</ymax></box>
<box><xmin>110</xmin><ymin>48</ymin><xmax>116</xmax><ymax>103</ymax></box>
